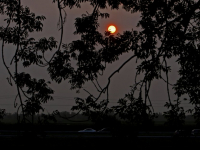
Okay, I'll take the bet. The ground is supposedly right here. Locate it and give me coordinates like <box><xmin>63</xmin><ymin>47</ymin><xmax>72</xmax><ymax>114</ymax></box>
<box><xmin>0</xmin><ymin>135</ymin><xmax>199</xmax><ymax>150</ymax></box>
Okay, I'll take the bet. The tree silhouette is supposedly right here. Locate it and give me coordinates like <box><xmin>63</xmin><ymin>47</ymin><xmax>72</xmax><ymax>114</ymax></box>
<box><xmin>0</xmin><ymin>0</ymin><xmax>57</xmax><ymax>132</ymax></box>
<box><xmin>1</xmin><ymin>0</ymin><xmax>200</xmax><ymax>132</ymax></box>
<box><xmin>51</xmin><ymin>0</ymin><xmax>200</xmax><ymax>128</ymax></box>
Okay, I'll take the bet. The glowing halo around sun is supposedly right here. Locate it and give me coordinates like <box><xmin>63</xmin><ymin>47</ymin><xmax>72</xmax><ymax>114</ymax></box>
<box><xmin>108</xmin><ymin>25</ymin><xmax>116</xmax><ymax>34</ymax></box>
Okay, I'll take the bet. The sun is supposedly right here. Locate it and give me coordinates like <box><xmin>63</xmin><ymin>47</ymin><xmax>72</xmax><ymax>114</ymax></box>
<box><xmin>108</xmin><ymin>25</ymin><xmax>116</xmax><ymax>34</ymax></box>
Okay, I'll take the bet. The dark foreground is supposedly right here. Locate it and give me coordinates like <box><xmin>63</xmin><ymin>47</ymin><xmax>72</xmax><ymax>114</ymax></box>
<box><xmin>0</xmin><ymin>135</ymin><xmax>199</xmax><ymax>150</ymax></box>
<box><xmin>0</xmin><ymin>123</ymin><xmax>199</xmax><ymax>149</ymax></box>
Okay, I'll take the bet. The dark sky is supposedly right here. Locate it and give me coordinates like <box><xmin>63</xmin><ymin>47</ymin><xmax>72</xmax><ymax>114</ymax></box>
<box><xmin>0</xmin><ymin>0</ymin><xmax>192</xmax><ymax>113</ymax></box>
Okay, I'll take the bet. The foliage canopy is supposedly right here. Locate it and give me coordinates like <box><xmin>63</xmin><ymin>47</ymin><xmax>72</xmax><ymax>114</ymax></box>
<box><xmin>1</xmin><ymin>0</ymin><xmax>200</xmax><ymax>129</ymax></box>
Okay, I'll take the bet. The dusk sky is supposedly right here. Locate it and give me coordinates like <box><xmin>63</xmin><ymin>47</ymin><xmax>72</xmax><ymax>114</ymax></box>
<box><xmin>0</xmin><ymin>0</ymin><xmax>192</xmax><ymax>114</ymax></box>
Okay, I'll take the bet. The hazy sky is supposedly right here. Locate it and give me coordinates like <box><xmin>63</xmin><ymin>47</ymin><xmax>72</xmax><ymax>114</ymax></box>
<box><xmin>0</xmin><ymin>0</ymin><xmax>192</xmax><ymax>114</ymax></box>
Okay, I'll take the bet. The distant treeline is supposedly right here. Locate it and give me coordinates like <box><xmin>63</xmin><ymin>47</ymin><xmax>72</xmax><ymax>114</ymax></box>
<box><xmin>0</xmin><ymin>111</ymin><xmax>88</xmax><ymax>124</ymax></box>
<box><xmin>0</xmin><ymin>111</ymin><xmax>195</xmax><ymax>125</ymax></box>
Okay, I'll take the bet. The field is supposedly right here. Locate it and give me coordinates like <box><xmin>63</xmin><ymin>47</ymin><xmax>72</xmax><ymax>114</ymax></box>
<box><xmin>0</xmin><ymin>114</ymin><xmax>199</xmax><ymax>149</ymax></box>
<box><xmin>0</xmin><ymin>134</ymin><xmax>200</xmax><ymax>149</ymax></box>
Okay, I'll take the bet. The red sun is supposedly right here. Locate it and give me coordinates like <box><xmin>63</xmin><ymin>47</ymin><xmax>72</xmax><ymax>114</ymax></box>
<box><xmin>108</xmin><ymin>25</ymin><xmax>116</xmax><ymax>33</ymax></box>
